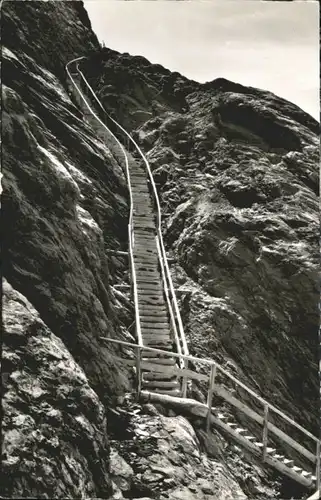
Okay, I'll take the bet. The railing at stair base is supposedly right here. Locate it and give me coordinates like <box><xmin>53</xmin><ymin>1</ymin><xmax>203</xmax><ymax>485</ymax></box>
<box><xmin>100</xmin><ymin>336</ymin><xmax>320</xmax><ymax>490</ymax></box>
<box><xmin>76</xmin><ymin>63</ymin><xmax>189</xmax><ymax>395</ymax></box>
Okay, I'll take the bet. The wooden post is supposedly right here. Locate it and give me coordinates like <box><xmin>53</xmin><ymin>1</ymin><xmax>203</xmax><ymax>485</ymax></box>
<box><xmin>262</xmin><ymin>404</ymin><xmax>269</xmax><ymax>461</ymax></box>
<box><xmin>181</xmin><ymin>359</ymin><xmax>188</xmax><ymax>398</ymax></box>
<box><xmin>136</xmin><ymin>346</ymin><xmax>142</xmax><ymax>399</ymax></box>
<box><xmin>316</xmin><ymin>440</ymin><xmax>320</xmax><ymax>491</ymax></box>
<box><xmin>206</xmin><ymin>364</ymin><xmax>217</xmax><ymax>433</ymax></box>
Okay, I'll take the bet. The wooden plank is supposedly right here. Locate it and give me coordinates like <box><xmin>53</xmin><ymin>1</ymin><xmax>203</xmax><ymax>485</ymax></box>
<box><xmin>122</xmin><ymin>359</ymin><xmax>209</xmax><ymax>382</ymax></box>
<box><xmin>136</xmin><ymin>347</ymin><xmax>142</xmax><ymax>397</ymax></box>
<box><xmin>213</xmin><ymin>385</ymin><xmax>316</xmax><ymax>464</ymax></box>
<box><xmin>206</xmin><ymin>364</ymin><xmax>217</xmax><ymax>433</ymax></box>
<box><xmin>316</xmin><ymin>441</ymin><xmax>320</xmax><ymax>490</ymax></box>
<box><xmin>262</xmin><ymin>404</ymin><xmax>269</xmax><ymax>461</ymax></box>
<box><xmin>141</xmin><ymin>322</ymin><xmax>169</xmax><ymax>329</ymax></box>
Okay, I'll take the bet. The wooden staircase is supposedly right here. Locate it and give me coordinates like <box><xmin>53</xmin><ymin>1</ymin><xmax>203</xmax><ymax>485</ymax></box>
<box><xmin>66</xmin><ymin>58</ymin><xmax>183</xmax><ymax>397</ymax></box>
<box><xmin>130</xmin><ymin>161</ymin><xmax>181</xmax><ymax>396</ymax></box>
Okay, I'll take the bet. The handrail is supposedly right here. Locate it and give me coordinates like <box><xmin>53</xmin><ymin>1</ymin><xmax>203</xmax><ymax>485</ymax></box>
<box><xmin>65</xmin><ymin>58</ymin><xmax>142</xmax><ymax>347</ymax></box>
<box><xmin>75</xmin><ymin>63</ymin><xmax>189</xmax><ymax>363</ymax></box>
<box><xmin>99</xmin><ymin>336</ymin><xmax>320</xmax><ymax>445</ymax></box>
<box><xmin>156</xmin><ymin>234</ymin><xmax>183</xmax><ymax>367</ymax></box>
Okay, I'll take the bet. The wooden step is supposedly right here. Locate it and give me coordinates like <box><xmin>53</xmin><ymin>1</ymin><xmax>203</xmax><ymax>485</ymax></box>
<box><xmin>141</xmin><ymin>316</ymin><xmax>169</xmax><ymax>324</ymax></box>
<box><xmin>244</xmin><ymin>436</ymin><xmax>256</xmax><ymax>441</ymax></box>
<box><xmin>132</xmin><ymin>193</ymin><xmax>150</xmax><ymax>198</ymax></box>
<box><xmin>134</xmin><ymin>253</ymin><xmax>158</xmax><ymax>260</ymax></box>
<box><xmin>143</xmin><ymin>339</ymin><xmax>172</xmax><ymax>348</ymax></box>
<box><xmin>133</xmin><ymin>205</ymin><xmax>153</xmax><ymax>210</ymax></box>
<box><xmin>134</xmin><ymin>234</ymin><xmax>156</xmax><ymax>240</ymax></box>
<box><xmin>283</xmin><ymin>459</ymin><xmax>294</xmax><ymax>466</ymax></box>
<box><xmin>139</xmin><ymin>305</ymin><xmax>168</xmax><ymax>312</ymax></box>
<box><xmin>142</xmin><ymin>371</ymin><xmax>176</xmax><ymax>381</ymax></box>
<box><xmin>136</xmin><ymin>277</ymin><xmax>161</xmax><ymax>283</ymax></box>
<box><xmin>134</xmin><ymin>211</ymin><xmax>154</xmax><ymax>216</ymax></box>
<box><xmin>135</xmin><ymin>257</ymin><xmax>158</xmax><ymax>264</ymax></box>
<box><xmin>134</xmin><ymin>240</ymin><xmax>156</xmax><ymax>246</ymax></box>
<box><xmin>142</xmin><ymin>327</ymin><xmax>170</xmax><ymax>335</ymax></box>
<box><xmin>143</xmin><ymin>338</ymin><xmax>172</xmax><ymax>346</ymax></box>
<box><xmin>141</xmin><ymin>322</ymin><xmax>169</xmax><ymax>329</ymax></box>
<box><xmin>144</xmin><ymin>344</ymin><xmax>173</xmax><ymax>351</ymax></box>
<box><xmin>217</xmin><ymin>413</ymin><xmax>228</xmax><ymax>420</ymax></box>
<box><xmin>141</xmin><ymin>350</ymin><xmax>173</xmax><ymax>358</ymax></box>
<box><xmin>148</xmin><ymin>388</ymin><xmax>181</xmax><ymax>397</ymax></box>
<box><xmin>135</xmin><ymin>254</ymin><xmax>158</xmax><ymax>260</ymax></box>
<box><xmin>142</xmin><ymin>330</ymin><xmax>173</xmax><ymax>346</ymax></box>
<box><xmin>137</xmin><ymin>276</ymin><xmax>161</xmax><ymax>282</ymax></box>
<box><xmin>139</xmin><ymin>298</ymin><xmax>166</xmax><ymax>306</ymax></box>
<box><xmin>301</xmin><ymin>471</ymin><xmax>312</xmax><ymax>478</ymax></box>
<box><xmin>292</xmin><ymin>466</ymin><xmax>303</xmax><ymax>473</ymax></box>
<box><xmin>135</xmin><ymin>266</ymin><xmax>159</xmax><ymax>272</ymax></box>
<box><xmin>141</xmin><ymin>357</ymin><xmax>176</xmax><ymax>365</ymax></box>
<box><xmin>135</xmin><ymin>243</ymin><xmax>157</xmax><ymax>250</ymax></box>
<box><xmin>134</xmin><ymin>216</ymin><xmax>155</xmax><ymax>221</ymax></box>
<box><xmin>132</xmin><ymin>198</ymin><xmax>152</xmax><ymax>203</ymax></box>
<box><xmin>138</xmin><ymin>294</ymin><xmax>164</xmax><ymax>301</ymax></box>
<box><xmin>134</xmin><ymin>226</ymin><xmax>155</xmax><ymax>233</ymax></box>
<box><xmin>137</xmin><ymin>279</ymin><xmax>161</xmax><ymax>286</ymax></box>
<box><xmin>142</xmin><ymin>330</ymin><xmax>171</xmax><ymax>338</ymax></box>
<box><xmin>138</xmin><ymin>293</ymin><xmax>164</xmax><ymax>300</ymax></box>
<box><xmin>133</xmin><ymin>250</ymin><xmax>159</xmax><ymax>260</ymax></box>
<box><xmin>134</xmin><ymin>222</ymin><xmax>155</xmax><ymax>229</ymax></box>
<box><xmin>142</xmin><ymin>380</ymin><xmax>180</xmax><ymax>389</ymax></box>
<box><xmin>137</xmin><ymin>285</ymin><xmax>162</xmax><ymax>292</ymax></box>
<box><xmin>266</xmin><ymin>447</ymin><xmax>276</xmax><ymax>454</ymax></box>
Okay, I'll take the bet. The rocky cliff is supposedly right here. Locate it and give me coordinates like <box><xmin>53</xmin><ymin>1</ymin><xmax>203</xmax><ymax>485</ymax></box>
<box><xmin>2</xmin><ymin>2</ymin><xmax>319</xmax><ymax>500</ymax></box>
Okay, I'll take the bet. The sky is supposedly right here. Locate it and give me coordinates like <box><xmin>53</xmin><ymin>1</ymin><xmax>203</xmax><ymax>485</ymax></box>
<box><xmin>83</xmin><ymin>0</ymin><xmax>319</xmax><ymax>121</ymax></box>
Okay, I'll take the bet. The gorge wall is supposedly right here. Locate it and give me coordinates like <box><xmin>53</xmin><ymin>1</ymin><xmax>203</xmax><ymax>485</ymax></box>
<box><xmin>2</xmin><ymin>2</ymin><xmax>319</xmax><ymax>500</ymax></box>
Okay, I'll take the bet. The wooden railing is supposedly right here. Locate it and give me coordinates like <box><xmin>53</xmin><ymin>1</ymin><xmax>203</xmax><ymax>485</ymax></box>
<box><xmin>66</xmin><ymin>57</ymin><xmax>143</xmax><ymax>347</ymax></box>
<box><xmin>99</xmin><ymin>336</ymin><xmax>320</xmax><ymax>489</ymax></box>
<box><xmin>75</xmin><ymin>61</ymin><xmax>190</xmax><ymax>392</ymax></box>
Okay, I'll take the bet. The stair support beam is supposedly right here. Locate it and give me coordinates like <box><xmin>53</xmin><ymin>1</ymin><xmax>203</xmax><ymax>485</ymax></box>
<box><xmin>136</xmin><ymin>346</ymin><xmax>142</xmax><ymax>398</ymax></box>
<box><xmin>316</xmin><ymin>440</ymin><xmax>320</xmax><ymax>491</ymax></box>
<box><xmin>206</xmin><ymin>363</ymin><xmax>217</xmax><ymax>434</ymax></box>
<box><xmin>262</xmin><ymin>404</ymin><xmax>269</xmax><ymax>462</ymax></box>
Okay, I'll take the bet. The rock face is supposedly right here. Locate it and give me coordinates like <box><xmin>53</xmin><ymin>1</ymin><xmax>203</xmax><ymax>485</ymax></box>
<box><xmin>2</xmin><ymin>1</ymin><xmax>132</xmax><ymax>406</ymax></box>
<box><xmin>2</xmin><ymin>280</ymin><xmax>111</xmax><ymax>499</ymax></box>
<box><xmin>107</xmin><ymin>398</ymin><xmax>251</xmax><ymax>500</ymax></box>
<box><xmin>2</xmin><ymin>2</ymin><xmax>319</xmax><ymax>500</ymax></box>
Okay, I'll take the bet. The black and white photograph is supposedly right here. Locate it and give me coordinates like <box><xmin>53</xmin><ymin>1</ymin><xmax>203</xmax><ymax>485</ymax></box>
<box><xmin>1</xmin><ymin>1</ymin><xmax>320</xmax><ymax>499</ymax></box>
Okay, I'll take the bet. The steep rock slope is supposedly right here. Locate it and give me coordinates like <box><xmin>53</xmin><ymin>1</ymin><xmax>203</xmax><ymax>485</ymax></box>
<box><xmin>2</xmin><ymin>3</ymin><xmax>132</xmax><ymax>497</ymax></box>
<box><xmin>2</xmin><ymin>1</ymin><xmax>131</xmax><ymax>406</ymax></box>
<box><xmin>81</xmin><ymin>49</ymin><xmax>319</xmax><ymax>438</ymax></box>
<box><xmin>2</xmin><ymin>280</ymin><xmax>111</xmax><ymax>499</ymax></box>
<box><xmin>2</xmin><ymin>2</ymin><xmax>319</xmax><ymax>499</ymax></box>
